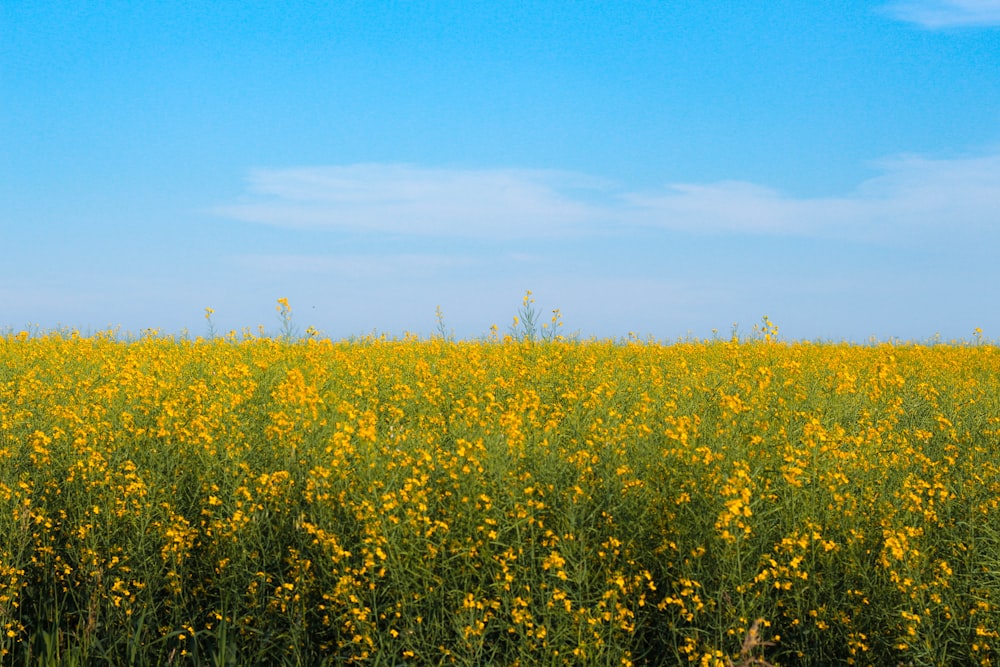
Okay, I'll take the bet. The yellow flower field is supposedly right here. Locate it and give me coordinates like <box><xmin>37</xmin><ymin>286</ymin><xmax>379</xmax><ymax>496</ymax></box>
<box><xmin>2</xmin><ymin>323</ymin><xmax>1000</xmax><ymax>665</ymax></box>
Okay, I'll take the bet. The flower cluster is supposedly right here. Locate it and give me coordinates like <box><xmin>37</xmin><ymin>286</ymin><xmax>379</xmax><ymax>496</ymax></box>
<box><xmin>0</xmin><ymin>329</ymin><xmax>999</xmax><ymax>664</ymax></box>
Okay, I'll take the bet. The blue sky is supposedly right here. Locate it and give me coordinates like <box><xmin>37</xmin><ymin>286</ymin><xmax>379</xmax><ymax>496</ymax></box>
<box><xmin>3</xmin><ymin>1</ymin><xmax>999</xmax><ymax>341</ymax></box>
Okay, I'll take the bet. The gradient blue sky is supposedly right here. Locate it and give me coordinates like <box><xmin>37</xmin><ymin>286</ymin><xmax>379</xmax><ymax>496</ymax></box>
<box><xmin>3</xmin><ymin>1</ymin><xmax>999</xmax><ymax>341</ymax></box>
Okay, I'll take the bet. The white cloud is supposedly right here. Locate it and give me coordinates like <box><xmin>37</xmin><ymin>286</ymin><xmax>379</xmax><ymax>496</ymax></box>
<box><xmin>884</xmin><ymin>0</ymin><xmax>1000</xmax><ymax>27</ymax></box>
<box><xmin>627</xmin><ymin>152</ymin><xmax>1000</xmax><ymax>240</ymax></box>
<box><xmin>214</xmin><ymin>153</ymin><xmax>1000</xmax><ymax>241</ymax></box>
<box><xmin>213</xmin><ymin>164</ymin><xmax>610</xmax><ymax>238</ymax></box>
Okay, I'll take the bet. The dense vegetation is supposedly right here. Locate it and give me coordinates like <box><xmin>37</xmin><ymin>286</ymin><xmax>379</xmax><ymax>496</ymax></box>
<box><xmin>2</xmin><ymin>319</ymin><xmax>1000</xmax><ymax>665</ymax></box>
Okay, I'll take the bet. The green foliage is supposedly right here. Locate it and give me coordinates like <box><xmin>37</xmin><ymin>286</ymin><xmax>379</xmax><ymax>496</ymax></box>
<box><xmin>2</xmin><ymin>327</ymin><xmax>1000</xmax><ymax>664</ymax></box>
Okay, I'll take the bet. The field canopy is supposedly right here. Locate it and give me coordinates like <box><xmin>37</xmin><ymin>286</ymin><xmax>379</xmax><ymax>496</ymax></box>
<box><xmin>2</xmin><ymin>333</ymin><xmax>1000</xmax><ymax>665</ymax></box>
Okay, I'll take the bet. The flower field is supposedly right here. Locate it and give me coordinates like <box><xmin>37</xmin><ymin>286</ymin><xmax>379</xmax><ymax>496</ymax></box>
<box><xmin>2</xmin><ymin>324</ymin><xmax>1000</xmax><ymax>665</ymax></box>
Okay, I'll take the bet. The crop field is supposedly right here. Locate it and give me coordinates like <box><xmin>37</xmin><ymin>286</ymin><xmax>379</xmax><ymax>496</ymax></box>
<box><xmin>2</xmin><ymin>318</ymin><xmax>1000</xmax><ymax>665</ymax></box>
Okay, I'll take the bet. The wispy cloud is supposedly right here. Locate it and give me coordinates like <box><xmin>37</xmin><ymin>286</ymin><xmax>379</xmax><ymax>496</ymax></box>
<box><xmin>214</xmin><ymin>164</ymin><xmax>611</xmax><ymax>238</ymax></box>
<box><xmin>628</xmin><ymin>152</ymin><xmax>1000</xmax><ymax>240</ymax></box>
<box><xmin>214</xmin><ymin>153</ymin><xmax>1000</xmax><ymax>241</ymax></box>
<box><xmin>884</xmin><ymin>0</ymin><xmax>1000</xmax><ymax>27</ymax></box>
